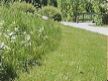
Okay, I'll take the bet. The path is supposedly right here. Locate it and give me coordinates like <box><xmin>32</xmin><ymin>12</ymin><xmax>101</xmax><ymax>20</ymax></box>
<box><xmin>61</xmin><ymin>22</ymin><xmax>108</xmax><ymax>36</ymax></box>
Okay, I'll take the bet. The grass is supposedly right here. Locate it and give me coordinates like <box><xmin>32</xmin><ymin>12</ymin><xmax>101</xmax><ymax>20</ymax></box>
<box><xmin>0</xmin><ymin>5</ymin><xmax>61</xmax><ymax>81</ymax></box>
<box><xmin>107</xmin><ymin>37</ymin><xmax>108</xmax><ymax>79</ymax></box>
<box><xmin>16</xmin><ymin>24</ymin><xmax>107</xmax><ymax>81</ymax></box>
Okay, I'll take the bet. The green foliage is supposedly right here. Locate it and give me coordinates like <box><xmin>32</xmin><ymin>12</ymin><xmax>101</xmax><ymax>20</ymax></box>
<box><xmin>39</xmin><ymin>6</ymin><xmax>62</xmax><ymax>21</ymax></box>
<box><xmin>41</xmin><ymin>0</ymin><xmax>58</xmax><ymax>7</ymax></box>
<box><xmin>102</xmin><ymin>14</ymin><xmax>108</xmax><ymax>24</ymax></box>
<box><xmin>50</xmin><ymin>0</ymin><xmax>58</xmax><ymax>7</ymax></box>
<box><xmin>101</xmin><ymin>0</ymin><xmax>108</xmax><ymax>25</ymax></box>
<box><xmin>61</xmin><ymin>0</ymin><xmax>87</xmax><ymax>21</ymax></box>
<box><xmin>92</xmin><ymin>0</ymin><xmax>108</xmax><ymax>25</ymax></box>
<box><xmin>0</xmin><ymin>5</ymin><xmax>61</xmax><ymax>81</ymax></box>
<box><xmin>10</xmin><ymin>2</ymin><xmax>36</xmax><ymax>13</ymax></box>
<box><xmin>61</xmin><ymin>0</ymin><xmax>72</xmax><ymax>21</ymax></box>
<box><xmin>41</xmin><ymin>0</ymin><xmax>48</xmax><ymax>6</ymax></box>
<box><xmin>60</xmin><ymin>0</ymin><xmax>107</xmax><ymax>25</ymax></box>
<box><xmin>92</xmin><ymin>1</ymin><xmax>102</xmax><ymax>25</ymax></box>
<box><xmin>0</xmin><ymin>0</ymin><xmax>21</xmax><ymax>5</ymax></box>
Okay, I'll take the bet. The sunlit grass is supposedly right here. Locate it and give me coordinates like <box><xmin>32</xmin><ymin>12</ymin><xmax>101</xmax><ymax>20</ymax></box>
<box><xmin>16</xmin><ymin>24</ymin><xmax>107</xmax><ymax>81</ymax></box>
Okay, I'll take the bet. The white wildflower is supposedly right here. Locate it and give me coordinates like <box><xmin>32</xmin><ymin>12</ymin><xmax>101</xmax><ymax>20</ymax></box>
<box><xmin>25</xmin><ymin>34</ymin><xmax>31</xmax><ymax>41</ymax></box>
<box><xmin>0</xmin><ymin>42</ymin><xmax>5</xmax><ymax>49</ymax></box>
<box><xmin>15</xmin><ymin>27</ymin><xmax>19</xmax><ymax>32</ymax></box>
<box><xmin>0</xmin><ymin>42</ymin><xmax>9</xmax><ymax>50</ymax></box>
<box><xmin>42</xmin><ymin>16</ymin><xmax>48</xmax><ymax>20</ymax></box>
<box><xmin>9</xmin><ymin>32</ymin><xmax>15</xmax><ymax>37</ymax></box>
<box><xmin>23</xmin><ymin>31</ymin><xmax>27</xmax><ymax>35</ymax></box>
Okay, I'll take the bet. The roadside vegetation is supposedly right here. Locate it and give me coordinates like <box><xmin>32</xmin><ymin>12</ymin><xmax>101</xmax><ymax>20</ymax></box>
<box><xmin>0</xmin><ymin>0</ymin><xmax>107</xmax><ymax>81</ymax></box>
<box><xmin>0</xmin><ymin>3</ymin><xmax>61</xmax><ymax>81</ymax></box>
<box><xmin>15</xmin><ymin>25</ymin><xmax>107</xmax><ymax>81</ymax></box>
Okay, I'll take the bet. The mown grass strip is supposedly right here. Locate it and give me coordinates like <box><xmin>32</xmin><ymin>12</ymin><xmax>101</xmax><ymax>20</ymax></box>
<box><xmin>16</xmin><ymin>25</ymin><xmax>107</xmax><ymax>81</ymax></box>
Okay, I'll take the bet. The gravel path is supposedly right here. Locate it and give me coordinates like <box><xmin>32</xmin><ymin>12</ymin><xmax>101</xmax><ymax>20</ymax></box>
<box><xmin>61</xmin><ymin>22</ymin><xmax>108</xmax><ymax>36</ymax></box>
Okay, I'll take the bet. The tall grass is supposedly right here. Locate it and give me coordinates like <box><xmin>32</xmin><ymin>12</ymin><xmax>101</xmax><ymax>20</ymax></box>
<box><xmin>0</xmin><ymin>5</ymin><xmax>61</xmax><ymax>81</ymax></box>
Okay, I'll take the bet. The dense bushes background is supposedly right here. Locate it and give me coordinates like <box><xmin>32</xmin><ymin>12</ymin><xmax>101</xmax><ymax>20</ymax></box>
<box><xmin>39</xmin><ymin>6</ymin><xmax>62</xmax><ymax>21</ymax></box>
<box><xmin>0</xmin><ymin>0</ymin><xmax>107</xmax><ymax>26</ymax></box>
<box><xmin>10</xmin><ymin>2</ymin><xmax>36</xmax><ymax>13</ymax></box>
<box><xmin>60</xmin><ymin>0</ymin><xmax>108</xmax><ymax>25</ymax></box>
<box><xmin>0</xmin><ymin>4</ymin><xmax>61</xmax><ymax>81</ymax></box>
<box><xmin>0</xmin><ymin>0</ymin><xmax>58</xmax><ymax>7</ymax></box>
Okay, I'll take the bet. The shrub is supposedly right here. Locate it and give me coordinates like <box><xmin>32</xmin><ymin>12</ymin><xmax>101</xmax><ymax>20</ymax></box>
<box><xmin>0</xmin><ymin>6</ymin><xmax>61</xmax><ymax>81</ymax></box>
<box><xmin>39</xmin><ymin>6</ymin><xmax>62</xmax><ymax>21</ymax></box>
<box><xmin>10</xmin><ymin>2</ymin><xmax>36</xmax><ymax>13</ymax></box>
<box><xmin>102</xmin><ymin>14</ymin><xmax>108</xmax><ymax>25</ymax></box>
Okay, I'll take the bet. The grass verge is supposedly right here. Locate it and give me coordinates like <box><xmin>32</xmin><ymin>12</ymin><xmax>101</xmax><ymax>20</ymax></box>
<box><xmin>15</xmin><ymin>24</ymin><xmax>107</xmax><ymax>81</ymax></box>
<box><xmin>107</xmin><ymin>37</ymin><xmax>108</xmax><ymax>80</ymax></box>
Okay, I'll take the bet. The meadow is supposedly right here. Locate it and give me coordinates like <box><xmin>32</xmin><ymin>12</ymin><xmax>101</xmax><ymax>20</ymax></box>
<box><xmin>16</xmin><ymin>25</ymin><xmax>107</xmax><ymax>81</ymax></box>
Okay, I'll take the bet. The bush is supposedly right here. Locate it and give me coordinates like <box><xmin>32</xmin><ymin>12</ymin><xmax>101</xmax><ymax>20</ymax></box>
<box><xmin>0</xmin><ymin>6</ymin><xmax>61</xmax><ymax>81</ymax></box>
<box><xmin>39</xmin><ymin>6</ymin><xmax>62</xmax><ymax>21</ymax></box>
<box><xmin>102</xmin><ymin>14</ymin><xmax>108</xmax><ymax>25</ymax></box>
<box><xmin>10</xmin><ymin>2</ymin><xmax>36</xmax><ymax>13</ymax></box>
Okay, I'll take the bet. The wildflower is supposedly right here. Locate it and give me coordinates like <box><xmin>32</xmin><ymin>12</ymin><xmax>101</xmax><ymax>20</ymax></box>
<box><xmin>15</xmin><ymin>27</ymin><xmax>19</xmax><ymax>32</ymax></box>
<box><xmin>9</xmin><ymin>32</ymin><xmax>15</xmax><ymax>37</ymax></box>
<box><xmin>0</xmin><ymin>42</ymin><xmax>10</xmax><ymax>50</ymax></box>
<box><xmin>23</xmin><ymin>31</ymin><xmax>27</xmax><ymax>35</ymax></box>
<box><xmin>25</xmin><ymin>34</ymin><xmax>31</xmax><ymax>41</ymax></box>
<box><xmin>0</xmin><ymin>42</ymin><xmax>5</xmax><ymax>50</ymax></box>
<box><xmin>42</xmin><ymin>16</ymin><xmax>48</xmax><ymax>20</ymax></box>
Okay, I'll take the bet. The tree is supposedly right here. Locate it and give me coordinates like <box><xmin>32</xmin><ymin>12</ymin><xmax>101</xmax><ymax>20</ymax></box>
<box><xmin>92</xmin><ymin>0</ymin><xmax>108</xmax><ymax>25</ymax></box>
<box><xmin>61</xmin><ymin>0</ymin><xmax>72</xmax><ymax>21</ymax></box>
<box><xmin>102</xmin><ymin>0</ymin><xmax>108</xmax><ymax>24</ymax></box>
<box><xmin>61</xmin><ymin>0</ymin><xmax>87</xmax><ymax>21</ymax></box>
<box><xmin>85</xmin><ymin>2</ymin><xmax>94</xmax><ymax>13</ymax></box>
